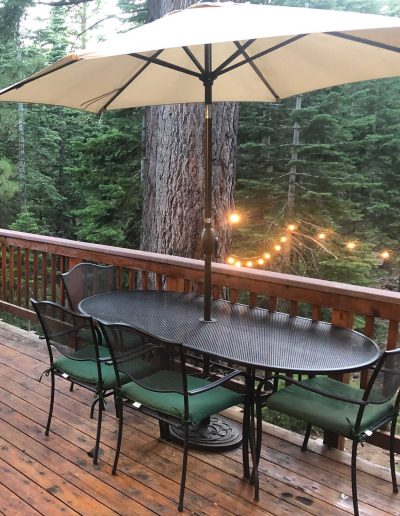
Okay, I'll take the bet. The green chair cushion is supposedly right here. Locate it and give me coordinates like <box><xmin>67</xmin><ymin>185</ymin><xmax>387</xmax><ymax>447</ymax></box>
<box><xmin>121</xmin><ymin>370</ymin><xmax>243</xmax><ymax>426</ymax></box>
<box><xmin>267</xmin><ymin>376</ymin><xmax>394</xmax><ymax>438</ymax></box>
<box><xmin>53</xmin><ymin>345</ymin><xmax>148</xmax><ymax>390</ymax></box>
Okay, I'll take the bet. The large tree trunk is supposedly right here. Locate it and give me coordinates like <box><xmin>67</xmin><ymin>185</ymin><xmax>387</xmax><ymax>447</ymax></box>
<box><xmin>141</xmin><ymin>0</ymin><xmax>239</xmax><ymax>262</ymax></box>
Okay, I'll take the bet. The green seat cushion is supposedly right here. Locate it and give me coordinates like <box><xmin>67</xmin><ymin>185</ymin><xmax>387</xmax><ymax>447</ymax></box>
<box><xmin>267</xmin><ymin>376</ymin><xmax>394</xmax><ymax>438</ymax></box>
<box><xmin>53</xmin><ymin>345</ymin><xmax>151</xmax><ymax>390</ymax></box>
<box><xmin>121</xmin><ymin>370</ymin><xmax>243</xmax><ymax>426</ymax></box>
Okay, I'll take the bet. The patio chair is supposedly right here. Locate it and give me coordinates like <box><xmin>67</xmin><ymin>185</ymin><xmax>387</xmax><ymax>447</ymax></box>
<box><xmin>61</xmin><ymin>262</ymin><xmax>117</xmax><ymax>312</ymax></box>
<box><xmin>255</xmin><ymin>349</ymin><xmax>400</xmax><ymax>515</ymax></box>
<box><xmin>99</xmin><ymin>321</ymin><xmax>248</xmax><ymax>512</ymax></box>
<box><xmin>31</xmin><ymin>299</ymin><xmax>128</xmax><ymax>464</ymax></box>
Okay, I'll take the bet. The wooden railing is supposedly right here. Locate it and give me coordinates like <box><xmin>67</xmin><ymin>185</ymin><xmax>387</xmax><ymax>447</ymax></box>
<box><xmin>0</xmin><ymin>228</ymin><xmax>399</xmax><ymax>452</ymax></box>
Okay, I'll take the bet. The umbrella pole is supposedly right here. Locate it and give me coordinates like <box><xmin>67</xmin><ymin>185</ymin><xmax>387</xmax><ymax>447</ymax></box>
<box><xmin>201</xmin><ymin>44</ymin><xmax>216</xmax><ymax>322</ymax></box>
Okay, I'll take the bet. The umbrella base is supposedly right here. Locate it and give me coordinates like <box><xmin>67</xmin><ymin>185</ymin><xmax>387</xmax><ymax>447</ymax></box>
<box><xmin>169</xmin><ymin>415</ymin><xmax>242</xmax><ymax>451</ymax></box>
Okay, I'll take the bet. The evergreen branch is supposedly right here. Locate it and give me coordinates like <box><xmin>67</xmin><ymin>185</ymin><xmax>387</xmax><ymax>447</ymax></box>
<box><xmin>73</xmin><ymin>14</ymin><xmax>118</xmax><ymax>41</ymax></box>
<box><xmin>37</xmin><ymin>0</ymin><xmax>95</xmax><ymax>6</ymax></box>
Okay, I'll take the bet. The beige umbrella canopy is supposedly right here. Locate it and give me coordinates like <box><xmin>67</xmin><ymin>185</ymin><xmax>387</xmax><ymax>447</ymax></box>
<box><xmin>2</xmin><ymin>1</ymin><xmax>400</xmax><ymax>320</ymax></box>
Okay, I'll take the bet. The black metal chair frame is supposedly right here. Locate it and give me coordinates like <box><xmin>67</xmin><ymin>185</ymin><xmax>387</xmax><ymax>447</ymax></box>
<box><xmin>99</xmin><ymin>321</ymin><xmax>254</xmax><ymax>512</ymax></box>
<box><xmin>60</xmin><ymin>262</ymin><xmax>117</xmax><ymax>312</ymax></box>
<box><xmin>32</xmin><ymin>299</ymin><xmax>115</xmax><ymax>464</ymax></box>
<box><xmin>254</xmin><ymin>349</ymin><xmax>400</xmax><ymax>515</ymax></box>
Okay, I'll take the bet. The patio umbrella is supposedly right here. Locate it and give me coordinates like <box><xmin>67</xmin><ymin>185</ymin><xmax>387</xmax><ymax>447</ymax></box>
<box><xmin>2</xmin><ymin>1</ymin><xmax>400</xmax><ymax>321</ymax></box>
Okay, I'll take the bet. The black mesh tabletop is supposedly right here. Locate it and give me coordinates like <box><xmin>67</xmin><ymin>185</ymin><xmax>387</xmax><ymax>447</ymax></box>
<box><xmin>79</xmin><ymin>290</ymin><xmax>380</xmax><ymax>374</ymax></box>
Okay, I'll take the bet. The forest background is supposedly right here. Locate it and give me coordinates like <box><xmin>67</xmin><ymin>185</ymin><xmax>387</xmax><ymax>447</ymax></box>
<box><xmin>1</xmin><ymin>0</ymin><xmax>400</xmax><ymax>291</ymax></box>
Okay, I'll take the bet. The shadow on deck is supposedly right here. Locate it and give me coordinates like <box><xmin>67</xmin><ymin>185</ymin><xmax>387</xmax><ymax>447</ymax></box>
<box><xmin>0</xmin><ymin>319</ymin><xmax>397</xmax><ymax>515</ymax></box>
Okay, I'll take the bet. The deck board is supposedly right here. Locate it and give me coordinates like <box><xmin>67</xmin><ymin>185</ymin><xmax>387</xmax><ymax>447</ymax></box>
<box><xmin>0</xmin><ymin>319</ymin><xmax>398</xmax><ymax>515</ymax></box>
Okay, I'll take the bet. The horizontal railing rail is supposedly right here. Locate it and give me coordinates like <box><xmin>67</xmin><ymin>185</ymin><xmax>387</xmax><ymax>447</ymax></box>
<box><xmin>0</xmin><ymin>228</ymin><xmax>399</xmax><ymax>452</ymax></box>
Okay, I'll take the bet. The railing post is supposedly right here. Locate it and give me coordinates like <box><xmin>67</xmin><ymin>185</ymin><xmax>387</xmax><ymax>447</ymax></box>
<box><xmin>166</xmin><ymin>277</ymin><xmax>185</xmax><ymax>292</ymax></box>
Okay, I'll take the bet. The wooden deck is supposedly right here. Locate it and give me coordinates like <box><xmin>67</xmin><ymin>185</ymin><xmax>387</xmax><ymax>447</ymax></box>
<box><xmin>0</xmin><ymin>319</ymin><xmax>398</xmax><ymax>516</ymax></box>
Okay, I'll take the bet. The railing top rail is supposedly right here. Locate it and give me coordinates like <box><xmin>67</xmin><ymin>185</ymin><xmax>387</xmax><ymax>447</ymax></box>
<box><xmin>1</xmin><ymin>228</ymin><xmax>400</xmax><ymax>311</ymax></box>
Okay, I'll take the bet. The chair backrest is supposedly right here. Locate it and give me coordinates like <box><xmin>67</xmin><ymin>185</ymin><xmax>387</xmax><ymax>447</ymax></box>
<box><xmin>61</xmin><ymin>263</ymin><xmax>116</xmax><ymax>311</ymax></box>
<box><xmin>99</xmin><ymin>321</ymin><xmax>187</xmax><ymax>396</ymax></box>
<box><xmin>365</xmin><ymin>348</ymin><xmax>400</xmax><ymax>405</ymax></box>
<box><xmin>31</xmin><ymin>299</ymin><xmax>99</xmax><ymax>363</ymax></box>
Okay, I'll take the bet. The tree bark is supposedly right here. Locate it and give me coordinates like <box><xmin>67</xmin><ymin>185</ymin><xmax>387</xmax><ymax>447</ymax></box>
<box><xmin>17</xmin><ymin>102</ymin><xmax>26</xmax><ymax>208</ymax></box>
<box><xmin>141</xmin><ymin>0</ymin><xmax>239</xmax><ymax>262</ymax></box>
<box><xmin>287</xmin><ymin>95</ymin><xmax>302</xmax><ymax>216</ymax></box>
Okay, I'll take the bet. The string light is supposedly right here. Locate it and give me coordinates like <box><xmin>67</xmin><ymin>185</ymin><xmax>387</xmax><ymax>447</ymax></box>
<box><xmin>229</xmin><ymin>212</ymin><xmax>240</xmax><ymax>224</ymax></box>
<box><xmin>226</xmin><ymin>219</ymin><xmax>395</xmax><ymax>268</ymax></box>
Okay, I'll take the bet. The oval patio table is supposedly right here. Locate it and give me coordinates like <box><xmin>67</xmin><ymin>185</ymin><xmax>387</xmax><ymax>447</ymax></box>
<box><xmin>79</xmin><ymin>290</ymin><xmax>381</xmax><ymax>451</ymax></box>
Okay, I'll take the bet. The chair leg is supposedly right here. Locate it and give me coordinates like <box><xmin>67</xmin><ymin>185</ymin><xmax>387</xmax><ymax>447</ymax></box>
<box><xmin>351</xmin><ymin>440</ymin><xmax>360</xmax><ymax>516</ymax></box>
<box><xmin>112</xmin><ymin>397</ymin><xmax>124</xmax><ymax>475</ymax></box>
<box><xmin>114</xmin><ymin>392</ymin><xmax>119</xmax><ymax>418</ymax></box>
<box><xmin>178</xmin><ymin>423</ymin><xmax>189</xmax><ymax>512</ymax></box>
<box><xmin>45</xmin><ymin>370</ymin><xmax>55</xmax><ymax>436</ymax></box>
<box><xmin>302</xmin><ymin>423</ymin><xmax>312</xmax><ymax>451</ymax></box>
<box><xmin>159</xmin><ymin>421</ymin><xmax>169</xmax><ymax>439</ymax></box>
<box><xmin>90</xmin><ymin>395</ymin><xmax>105</xmax><ymax>419</ymax></box>
<box><xmin>69</xmin><ymin>381</ymin><xmax>74</xmax><ymax>392</ymax></box>
<box><xmin>390</xmin><ymin>417</ymin><xmax>399</xmax><ymax>493</ymax></box>
<box><xmin>92</xmin><ymin>395</ymin><xmax>103</xmax><ymax>465</ymax></box>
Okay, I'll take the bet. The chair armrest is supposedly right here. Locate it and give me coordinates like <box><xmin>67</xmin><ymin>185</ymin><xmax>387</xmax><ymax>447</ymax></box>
<box><xmin>257</xmin><ymin>374</ymin><xmax>367</xmax><ymax>406</ymax></box>
<box><xmin>104</xmin><ymin>343</ymin><xmax>157</xmax><ymax>366</ymax></box>
<box><xmin>188</xmin><ymin>369</ymin><xmax>243</xmax><ymax>395</ymax></box>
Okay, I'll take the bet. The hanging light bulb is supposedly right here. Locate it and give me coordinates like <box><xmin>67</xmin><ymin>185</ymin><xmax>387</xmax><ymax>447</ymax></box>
<box><xmin>346</xmin><ymin>241</ymin><xmax>356</xmax><ymax>250</ymax></box>
<box><xmin>227</xmin><ymin>256</ymin><xmax>235</xmax><ymax>265</ymax></box>
<box><xmin>257</xmin><ymin>258</ymin><xmax>264</xmax><ymax>265</ymax></box>
<box><xmin>264</xmin><ymin>253</ymin><xmax>271</xmax><ymax>260</ymax></box>
<box><xmin>280</xmin><ymin>236</ymin><xmax>287</xmax><ymax>243</ymax></box>
<box><xmin>235</xmin><ymin>260</ymin><xmax>241</xmax><ymax>267</ymax></box>
<box><xmin>274</xmin><ymin>244</ymin><xmax>281</xmax><ymax>252</ymax></box>
<box><xmin>246</xmin><ymin>261</ymin><xmax>253</xmax><ymax>267</ymax></box>
<box><xmin>287</xmin><ymin>224</ymin><xmax>297</xmax><ymax>232</ymax></box>
<box><xmin>381</xmin><ymin>250</ymin><xmax>390</xmax><ymax>260</ymax></box>
<box><xmin>318</xmin><ymin>232</ymin><xmax>326</xmax><ymax>240</ymax></box>
<box><xmin>229</xmin><ymin>212</ymin><xmax>240</xmax><ymax>224</ymax></box>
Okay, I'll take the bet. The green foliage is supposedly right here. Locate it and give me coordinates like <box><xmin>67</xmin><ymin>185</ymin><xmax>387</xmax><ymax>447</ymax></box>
<box><xmin>10</xmin><ymin>208</ymin><xmax>48</xmax><ymax>234</ymax></box>
<box><xmin>0</xmin><ymin>157</ymin><xmax>18</xmax><ymax>198</ymax></box>
<box><xmin>0</xmin><ymin>2</ymin><xmax>143</xmax><ymax>247</ymax></box>
<box><xmin>0</xmin><ymin>157</ymin><xmax>18</xmax><ymax>225</ymax></box>
<box><xmin>1</xmin><ymin>0</ymin><xmax>400</xmax><ymax>291</ymax></box>
<box><xmin>235</xmin><ymin>0</ymin><xmax>400</xmax><ymax>286</ymax></box>
<box><xmin>68</xmin><ymin>110</ymin><xmax>143</xmax><ymax>246</ymax></box>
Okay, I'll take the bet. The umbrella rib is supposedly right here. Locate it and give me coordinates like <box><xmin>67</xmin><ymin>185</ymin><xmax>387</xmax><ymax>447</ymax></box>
<box><xmin>182</xmin><ymin>46</ymin><xmax>205</xmax><ymax>74</ymax></box>
<box><xmin>129</xmin><ymin>52</ymin><xmax>202</xmax><ymax>79</ymax></box>
<box><xmin>233</xmin><ymin>41</ymin><xmax>280</xmax><ymax>102</ymax></box>
<box><xmin>219</xmin><ymin>34</ymin><xmax>308</xmax><ymax>76</ymax></box>
<box><xmin>213</xmin><ymin>39</ymin><xmax>256</xmax><ymax>76</ymax></box>
<box><xmin>328</xmin><ymin>31</ymin><xmax>400</xmax><ymax>53</ymax></box>
<box><xmin>95</xmin><ymin>49</ymin><xmax>165</xmax><ymax>112</ymax></box>
<box><xmin>0</xmin><ymin>58</ymin><xmax>79</xmax><ymax>94</ymax></box>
